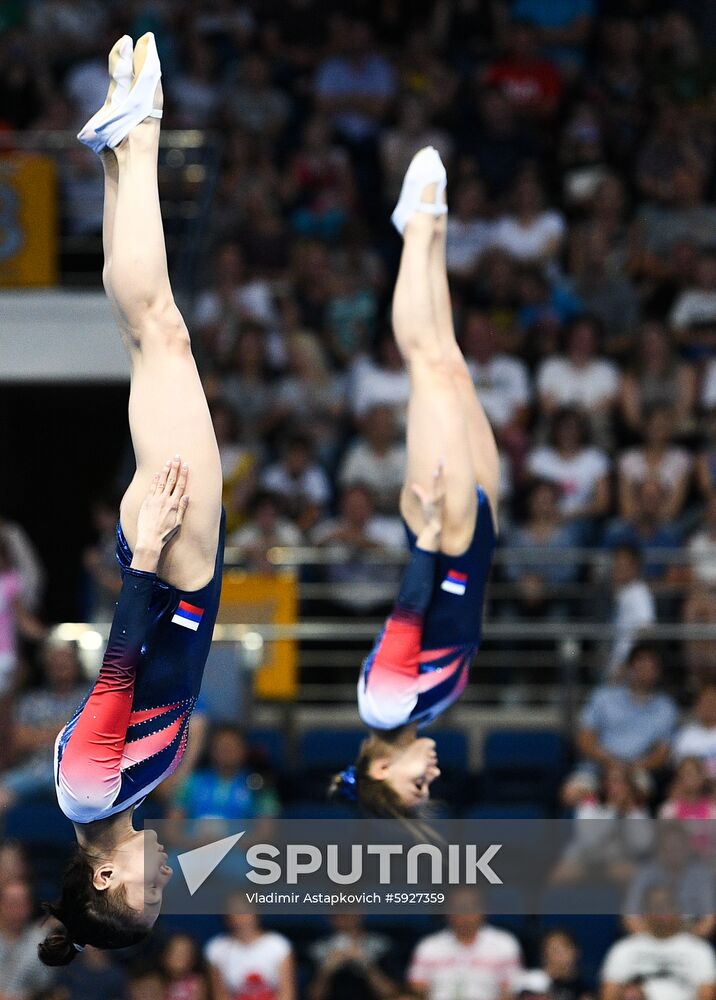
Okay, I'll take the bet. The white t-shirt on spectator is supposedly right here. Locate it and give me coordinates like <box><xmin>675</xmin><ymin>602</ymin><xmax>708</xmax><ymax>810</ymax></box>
<box><xmin>261</xmin><ymin>463</ymin><xmax>331</xmax><ymax>508</ymax></box>
<box><xmin>446</xmin><ymin>218</ymin><xmax>495</xmax><ymax>275</ymax></box>
<box><xmin>491</xmin><ymin>211</ymin><xmax>566</xmax><ymax>263</ymax></box>
<box><xmin>601</xmin><ymin>932</ymin><xmax>716</xmax><ymax>1000</ymax></box>
<box><xmin>688</xmin><ymin>531</ymin><xmax>716</xmax><ymax>586</ymax></box>
<box><xmin>619</xmin><ymin>448</ymin><xmax>692</xmax><ymax>492</ymax></box>
<box><xmin>204</xmin><ymin>932</ymin><xmax>291</xmax><ymax>996</ymax></box>
<box><xmin>701</xmin><ymin>359</ymin><xmax>716</xmax><ymax>410</ymax></box>
<box><xmin>349</xmin><ymin>357</ymin><xmax>410</xmax><ymax>422</ymax></box>
<box><xmin>607</xmin><ymin>580</ymin><xmax>657</xmax><ymax>676</ymax></box>
<box><xmin>537</xmin><ymin>356</ymin><xmax>620</xmax><ymax>410</ymax></box>
<box><xmin>674</xmin><ymin>723</ymin><xmax>716</xmax><ymax>778</ymax></box>
<box><xmin>527</xmin><ymin>446</ymin><xmax>609</xmax><ymax>515</ymax></box>
<box><xmin>468</xmin><ymin>356</ymin><xmax>531</xmax><ymax>429</ymax></box>
<box><xmin>408</xmin><ymin>926</ymin><xmax>522</xmax><ymax>1000</ymax></box>
<box><xmin>193</xmin><ymin>281</ymin><xmax>277</xmax><ymax>330</ymax></box>
<box><xmin>670</xmin><ymin>289</ymin><xmax>716</xmax><ymax>331</ymax></box>
<box><xmin>338</xmin><ymin>441</ymin><xmax>406</xmax><ymax>508</ymax></box>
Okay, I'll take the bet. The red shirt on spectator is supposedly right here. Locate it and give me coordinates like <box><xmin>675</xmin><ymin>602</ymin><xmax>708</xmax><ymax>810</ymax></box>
<box><xmin>484</xmin><ymin>59</ymin><xmax>563</xmax><ymax>117</ymax></box>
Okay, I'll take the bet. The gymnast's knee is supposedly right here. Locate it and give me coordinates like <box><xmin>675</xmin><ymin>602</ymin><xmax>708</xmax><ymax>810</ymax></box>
<box><xmin>132</xmin><ymin>301</ymin><xmax>191</xmax><ymax>354</ymax></box>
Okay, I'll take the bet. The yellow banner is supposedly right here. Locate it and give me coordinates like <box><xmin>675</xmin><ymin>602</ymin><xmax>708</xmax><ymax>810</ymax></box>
<box><xmin>219</xmin><ymin>572</ymin><xmax>298</xmax><ymax>700</ymax></box>
<box><xmin>0</xmin><ymin>153</ymin><xmax>58</xmax><ymax>287</ymax></box>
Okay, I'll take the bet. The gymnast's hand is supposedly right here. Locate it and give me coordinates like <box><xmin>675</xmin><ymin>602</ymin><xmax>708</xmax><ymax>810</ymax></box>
<box><xmin>411</xmin><ymin>464</ymin><xmax>445</xmax><ymax>551</ymax></box>
<box><xmin>131</xmin><ymin>456</ymin><xmax>190</xmax><ymax>572</ymax></box>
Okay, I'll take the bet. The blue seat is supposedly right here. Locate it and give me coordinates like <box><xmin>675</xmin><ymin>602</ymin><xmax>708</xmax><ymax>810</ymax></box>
<box><xmin>5</xmin><ymin>801</ymin><xmax>74</xmax><ymax>846</ymax></box>
<box><xmin>431</xmin><ymin>730</ymin><xmax>469</xmax><ymax>771</ymax></box>
<box><xmin>249</xmin><ymin>728</ymin><xmax>288</xmax><ymax>773</ymax></box>
<box><xmin>481</xmin><ymin>730</ymin><xmax>569</xmax><ymax>804</ymax></box>
<box><xmin>281</xmin><ymin>800</ymin><xmax>355</xmax><ymax>821</ymax></box>
<box><xmin>299</xmin><ymin>729</ymin><xmax>365</xmax><ymax>772</ymax></box>
<box><xmin>465</xmin><ymin>803</ymin><xmax>547</xmax><ymax>821</ymax></box>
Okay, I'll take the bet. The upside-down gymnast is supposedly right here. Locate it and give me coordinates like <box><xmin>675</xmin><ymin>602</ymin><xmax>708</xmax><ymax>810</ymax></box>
<box><xmin>331</xmin><ymin>148</ymin><xmax>500</xmax><ymax>818</ymax></box>
<box><xmin>39</xmin><ymin>34</ymin><xmax>224</xmax><ymax>963</ymax></box>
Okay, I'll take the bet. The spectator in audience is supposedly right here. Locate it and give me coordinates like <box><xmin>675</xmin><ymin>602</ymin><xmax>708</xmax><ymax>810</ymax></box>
<box><xmin>539</xmin><ymin>929</ymin><xmax>590</xmax><ymax>1000</ymax></box>
<box><xmin>0</xmin><ymin>530</ymin><xmax>45</xmax><ymax>696</ymax></box>
<box><xmin>338</xmin><ymin>404</ymin><xmax>406</xmax><ymax>514</ymax></box>
<box><xmin>689</xmin><ymin>496</ymin><xmax>716</xmax><ymax>589</ymax></box>
<box><xmin>570</xmin><ymin>225</ymin><xmax>639</xmax><ymax>353</ymax></box>
<box><xmin>229</xmin><ymin>490</ymin><xmax>302</xmax><ymax>573</ymax></box>
<box><xmin>536</xmin><ymin>317</ymin><xmax>620</xmax><ymax>433</ymax></box>
<box><xmin>604</xmin><ymin>479</ymin><xmax>683</xmax><ymax>584</ymax></box>
<box><xmin>483</xmin><ymin>19</ymin><xmax>563</xmax><ymax>120</ymax></box>
<box><xmin>0</xmin><ymin>878</ymin><xmax>54</xmax><ymax>1000</ymax></box>
<box><xmin>0</xmin><ymin>515</ymin><xmax>45</xmax><ymax>612</ymax></box>
<box><xmin>673</xmin><ymin>687</ymin><xmax>716</xmax><ymax>779</ymax></box>
<box><xmin>527</xmin><ymin>408</ymin><xmax>610</xmax><ymax>540</ymax></box>
<box><xmin>552</xmin><ymin>762</ymin><xmax>652</xmax><ymax>886</ymax></box>
<box><xmin>445</xmin><ymin>177</ymin><xmax>495</xmax><ymax>281</ymax></box>
<box><xmin>211</xmin><ymin>401</ymin><xmax>258</xmax><ymax>536</ymax></box>
<box><xmin>349</xmin><ymin>331</ymin><xmax>410</xmax><ymax>426</ymax></box>
<box><xmin>261</xmin><ymin>433</ymin><xmax>331</xmax><ymax>533</ymax></box>
<box><xmin>312</xmin><ymin>484</ymin><xmax>404</xmax><ymax>613</ymax></box>
<box><xmin>670</xmin><ymin>252</ymin><xmax>716</xmax><ymax>345</ymax></box>
<box><xmin>223</xmin><ymin>51</ymin><xmax>290</xmax><ymax>138</ymax></box>
<box><xmin>307</xmin><ymin>913</ymin><xmax>398</xmax><ymax>1000</ymax></box>
<box><xmin>127</xmin><ymin>968</ymin><xmax>166</xmax><ymax>1000</ymax></box>
<box><xmin>169</xmin><ymin>723</ymin><xmax>280</xmax><ymax>825</ymax></box>
<box><xmin>512</xmin><ymin>0</ymin><xmax>596</xmax><ymax>73</ymax></box>
<box><xmin>158</xmin><ymin>932</ymin><xmax>211</xmax><ymax>1000</ymax></box>
<box><xmin>380</xmin><ymin>94</ymin><xmax>452</xmax><ymax>204</ymax></box>
<box><xmin>602</xmin><ymin>885</ymin><xmax>716</xmax><ymax>1000</ymax></box>
<box><xmin>222</xmin><ymin>325</ymin><xmax>281</xmax><ymax>446</ymax></box>
<box><xmin>605</xmin><ymin>546</ymin><xmax>656</xmax><ymax>679</ymax></box>
<box><xmin>659</xmin><ymin>758</ymin><xmax>716</xmax><ymax>858</ymax></box>
<box><xmin>193</xmin><ymin>243</ymin><xmax>278</xmax><ymax>366</ymax></box>
<box><xmin>623</xmin><ymin>825</ymin><xmax>716</xmax><ymax>939</ymax></box>
<box><xmin>81</xmin><ymin>495</ymin><xmax>121</xmax><ymax>623</ymax></box>
<box><xmin>0</xmin><ymin>639</ymin><xmax>86</xmax><ymax>812</ymax></box>
<box><xmin>0</xmin><ymin>841</ymin><xmax>29</xmax><ymax>889</ymax></box>
<box><xmin>620</xmin><ymin>323</ymin><xmax>697</xmax><ymax>437</ymax></box>
<box><xmin>407</xmin><ymin>886</ymin><xmax>522</xmax><ymax>1000</ymax></box>
<box><xmin>575</xmin><ymin>643</ymin><xmax>678</xmax><ymax>779</ymax></box>
<box><xmin>314</xmin><ymin>15</ymin><xmax>396</xmax><ymax>148</ymax></box>
<box><xmin>618</xmin><ymin>404</ymin><xmax>692</xmax><ymax>525</ymax></box>
<box><xmin>170</xmin><ymin>36</ymin><xmax>221</xmax><ymax>128</ymax></box>
<box><xmin>272</xmin><ymin>330</ymin><xmax>347</xmax><ymax>466</ymax></box>
<box><xmin>205</xmin><ymin>899</ymin><xmax>294</xmax><ymax>1000</ymax></box>
<box><xmin>54</xmin><ymin>943</ymin><xmax>127</xmax><ymax>1000</ymax></box>
<box><xmin>695</xmin><ymin>423</ymin><xmax>716</xmax><ymax>501</ymax></box>
<box><xmin>491</xmin><ymin>170</ymin><xmax>566</xmax><ymax>267</ymax></box>
<box><xmin>283</xmin><ymin>114</ymin><xmax>355</xmax><ymax>240</ymax></box>
<box><xmin>462</xmin><ymin>309</ymin><xmax>531</xmax><ymax>470</ymax></box>
<box><xmin>504</xmin><ymin>479</ymin><xmax>580</xmax><ymax>620</ymax></box>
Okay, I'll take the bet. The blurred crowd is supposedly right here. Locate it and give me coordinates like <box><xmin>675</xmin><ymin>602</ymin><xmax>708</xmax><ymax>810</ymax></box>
<box><xmin>6</xmin><ymin>0</ymin><xmax>716</xmax><ymax>996</ymax></box>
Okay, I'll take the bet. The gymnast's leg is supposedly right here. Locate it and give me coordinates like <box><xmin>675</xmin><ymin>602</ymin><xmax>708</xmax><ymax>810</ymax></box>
<box><xmin>102</xmin><ymin>39</ymin><xmax>221</xmax><ymax>591</ymax></box>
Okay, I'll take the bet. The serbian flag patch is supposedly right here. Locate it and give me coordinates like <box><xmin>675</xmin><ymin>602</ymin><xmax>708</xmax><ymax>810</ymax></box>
<box><xmin>441</xmin><ymin>569</ymin><xmax>467</xmax><ymax>596</ymax></box>
<box><xmin>172</xmin><ymin>600</ymin><xmax>204</xmax><ymax>631</ymax></box>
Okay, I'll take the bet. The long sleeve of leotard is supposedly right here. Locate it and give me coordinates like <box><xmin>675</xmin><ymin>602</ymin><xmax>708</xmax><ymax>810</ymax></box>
<box><xmin>55</xmin><ymin>568</ymin><xmax>157</xmax><ymax>821</ymax></box>
<box><xmin>358</xmin><ymin>546</ymin><xmax>436</xmax><ymax>729</ymax></box>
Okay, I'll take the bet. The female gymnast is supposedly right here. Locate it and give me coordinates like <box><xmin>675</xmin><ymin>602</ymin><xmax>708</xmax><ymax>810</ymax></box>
<box><xmin>331</xmin><ymin>148</ymin><xmax>500</xmax><ymax>819</ymax></box>
<box><xmin>39</xmin><ymin>34</ymin><xmax>224</xmax><ymax>963</ymax></box>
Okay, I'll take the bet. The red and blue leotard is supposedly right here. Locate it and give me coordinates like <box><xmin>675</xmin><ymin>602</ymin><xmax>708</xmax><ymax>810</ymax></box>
<box><xmin>358</xmin><ymin>487</ymin><xmax>496</xmax><ymax>730</ymax></box>
<box><xmin>54</xmin><ymin>512</ymin><xmax>225</xmax><ymax>824</ymax></box>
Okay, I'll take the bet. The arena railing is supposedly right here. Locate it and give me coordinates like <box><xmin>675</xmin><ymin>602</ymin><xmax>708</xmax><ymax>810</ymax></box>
<box><xmin>0</xmin><ymin>130</ymin><xmax>221</xmax><ymax>293</ymax></box>
<box><xmin>51</xmin><ymin>544</ymin><xmax>716</xmax><ymax>732</ymax></box>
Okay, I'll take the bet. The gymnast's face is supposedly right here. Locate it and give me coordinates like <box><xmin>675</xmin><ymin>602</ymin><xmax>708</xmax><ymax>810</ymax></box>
<box><xmin>94</xmin><ymin>829</ymin><xmax>173</xmax><ymax>926</ymax></box>
<box><xmin>371</xmin><ymin>738</ymin><xmax>441</xmax><ymax>808</ymax></box>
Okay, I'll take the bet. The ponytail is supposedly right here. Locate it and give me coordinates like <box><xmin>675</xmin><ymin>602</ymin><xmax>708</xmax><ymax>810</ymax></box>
<box><xmin>38</xmin><ymin>848</ymin><xmax>149</xmax><ymax>965</ymax></box>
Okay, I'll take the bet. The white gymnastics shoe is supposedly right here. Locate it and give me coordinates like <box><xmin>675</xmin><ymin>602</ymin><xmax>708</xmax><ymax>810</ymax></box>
<box><xmin>391</xmin><ymin>146</ymin><xmax>448</xmax><ymax>237</ymax></box>
<box><xmin>92</xmin><ymin>32</ymin><xmax>163</xmax><ymax>150</ymax></box>
<box><xmin>77</xmin><ymin>35</ymin><xmax>134</xmax><ymax>153</ymax></box>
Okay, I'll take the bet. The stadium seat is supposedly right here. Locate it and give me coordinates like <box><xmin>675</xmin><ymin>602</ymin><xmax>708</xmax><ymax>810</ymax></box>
<box><xmin>249</xmin><ymin>727</ymin><xmax>288</xmax><ymax>774</ymax></box>
<box><xmin>480</xmin><ymin>729</ymin><xmax>570</xmax><ymax>805</ymax></box>
<box><xmin>281</xmin><ymin>800</ymin><xmax>355</xmax><ymax>821</ymax></box>
<box><xmin>430</xmin><ymin>730</ymin><xmax>469</xmax><ymax>771</ymax></box>
<box><xmin>299</xmin><ymin>728</ymin><xmax>365</xmax><ymax>772</ymax></box>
